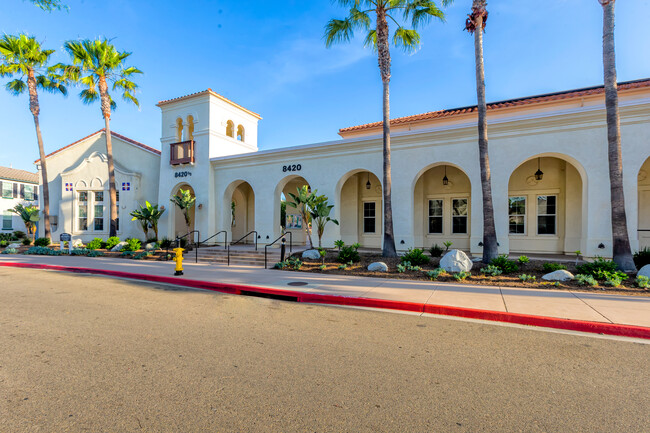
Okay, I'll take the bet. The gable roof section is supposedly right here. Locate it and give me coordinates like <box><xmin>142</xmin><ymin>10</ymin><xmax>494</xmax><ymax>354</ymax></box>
<box><xmin>35</xmin><ymin>129</ymin><xmax>161</xmax><ymax>163</ymax></box>
<box><xmin>339</xmin><ymin>78</ymin><xmax>650</xmax><ymax>134</ymax></box>
<box><xmin>0</xmin><ymin>166</ymin><xmax>39</xmax><ymax>184</ymax></box>
<box><xmin>157</xmin><ymin>88</ymin><xmax>262</xmax><ymax>120</ymax></box>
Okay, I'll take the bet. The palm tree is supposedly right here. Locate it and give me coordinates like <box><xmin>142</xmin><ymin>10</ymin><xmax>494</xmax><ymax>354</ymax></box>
<box><xmin>10</xmin><ymin>204</ymin><xmax>39</xmax><ymax>241</ymax></box>
<box><xmin>325</xmin><ymin>0</ymin><xmax>451</xmax><ymax>257</ymax></box>
<box><xmin>465</xmin><ymin>1</ymin><xmax>497</xmax><ymax>264</ymax></box>
<box><xmin>287</xmin><ymin>185</ymin><xmax>316</xmax><ymax>249</ymax></box>
<box><xmin>59</xmin><ymin>39</ymin><xmax>142</xmax><ymax>237</ymax></box>
<box><xmin>598</xmin><ymin>0</ymin><xmax>635</xmax><ymax>271</ymax></box>
<box><xmin>0</xmin><ymin>34</ymin><xmax>67</xmax><ymax>241</ymax></box>
<box><xmin>170</xmin><ymin>189</ymin><xmax>196</xmax><ymax>240</ymax></box>
<box><xmin>310</xmin><ymin>196</ymin><xmax>339</xmax><ymax>249</ymax></box>
<box><xmin>130</xmin><ymin>201</ymin><xmax>165</xmax><ymax>241</ymax></box>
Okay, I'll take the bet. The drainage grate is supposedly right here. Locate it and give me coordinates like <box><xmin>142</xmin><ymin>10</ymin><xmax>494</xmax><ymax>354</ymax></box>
<box><xmin>287</xmin><ymin>281</ymin><xmax>309</xmax><ymax>287</ymax></box>
<box><xmin>239</xmin><ymin>290</ymin><xmax>298</xmax><ymax>302</ymax></box>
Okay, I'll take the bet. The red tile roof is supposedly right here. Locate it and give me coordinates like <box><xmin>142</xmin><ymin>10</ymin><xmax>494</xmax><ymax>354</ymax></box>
<box><xmin>157</xmin><ymin>88</ymin><xmax>262</xmax><ymax>119</ymax></box>
<box><xmin>35</xmin><ymin>129</ymin><xmax>160</xmax><ymax>163</ymax></box>
<box><xmin>339</xmin><ymin>78</ymin><xmax>650</xmax><ymax>134</ymax></box>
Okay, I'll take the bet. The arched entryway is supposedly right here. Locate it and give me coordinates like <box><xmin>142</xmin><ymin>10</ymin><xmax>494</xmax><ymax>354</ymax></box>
<box><xmin>638</xmin><ymin>157</ymin><xmax>650</xmax><ymax>250</ymax></box>
<box><xmin>276</xmin><ymin>175</ymin><xmax>311</xmax><ymax>246</ymax></box>
<box><xmin>336</xmin><ymin>170</ymin><xmax>382</xmax><ymax>248</ymax></box>
<box><xmin>508</xmin><ymin>156</ymin><xmax>584</xmax><ymax>254</ymax></box>
<box><xmin>171</xmin><ymin>183</ymin><xmax>196</xmax><ymax>239</ymax></box>
<box><xmin>224</xmin><ymin>180</ymin><xmax>255</xmax><ymax>243</ymax></box>
<box><xmin>413</xmin><ymin>164</ymin><xmax>471</xmax><ymax>251</ymax></box>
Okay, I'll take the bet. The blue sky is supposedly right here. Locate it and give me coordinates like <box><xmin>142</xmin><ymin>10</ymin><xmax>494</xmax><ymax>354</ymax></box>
<box><xmin>1</xmin><ymin>0</ymin><xmax>649</xmax><ymax>172</ymax></box>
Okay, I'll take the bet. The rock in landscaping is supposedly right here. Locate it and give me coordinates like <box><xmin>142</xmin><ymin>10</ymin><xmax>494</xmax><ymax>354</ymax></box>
<box><xmin>302</xmin><ymin>249</ymin><xmax>321</xmax><ymax>260</ymax></box>
<box><xmin>368</xmin><ymin>262</ymin><xmax>388</xmax><ymax>272</ymax></box>
<box><xmin>111</xmin><ymin>242</ymin><xmax>127</xmax><ymax>252</ymax></box>
<box><xmin>145</xmin><ymin>243</ymin><xmax>158</xmax><ymax>251</ymax></box>
<box><xmin>440</xmin><ymin>249</ymin><xmax>473</xmax><ymax>273</ymax></box>
<box><xmin>7</xmin><ymin>243</ymin><xmax>21</xmax><ymax>249</ymax></box>
<box><xmin>72</xmin><ymin>239</ymin><xmax>83</xmax><ymax>247</ymax></box>
<box><xmin>542</xmin><ymin>270</ymin><xmax>574</xmax><ymax>282</ymax></box>
<box><xmin>638</xmin><ymin>264</ymin><xmax>650</xmax><ymax>279</ymax></box>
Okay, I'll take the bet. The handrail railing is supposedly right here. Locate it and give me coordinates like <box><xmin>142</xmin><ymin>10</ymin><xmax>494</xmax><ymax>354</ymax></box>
<box><xmin>175</xmin><ymin>230</ymin><xmax>200</xmax><ymax>263</ymax></box>
<box><xmin>231</xmin><ymin>230</ymin><xmax>258</xmax><ymax>250</ymax></box>
<box><xmin>199</xmin><ymin>230</ymin><xmax>228</xmax><ymax>249</ymax></box>
<box><xmin>264</xmin><ymin>231</ymin><xmax>293</xmax><ymax>269</ymax></box>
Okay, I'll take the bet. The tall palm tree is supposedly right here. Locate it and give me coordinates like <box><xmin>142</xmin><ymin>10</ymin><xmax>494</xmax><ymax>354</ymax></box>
<box><xmin>599</xmin><ymin>0</ymin><xmax>635</xmax><ymax>271</ymax></box>
<box><xmin>325</xmin><ymin>0</ymin><xmax>451</xmax><ymax>257</ymax></box>
<box><xmin>0</xmin><ymin>34</ymin><xmax>67</xmax><ymax>241</ymax></box>
<box><xmin>465</xmin><ymin>1</ymin><xmax>497</xmax><ymax>263</ymax></box>
<box><xmin>59</xmin><ymin>39</ymin><xmax>142</xmax><ymax>237</ymax></box>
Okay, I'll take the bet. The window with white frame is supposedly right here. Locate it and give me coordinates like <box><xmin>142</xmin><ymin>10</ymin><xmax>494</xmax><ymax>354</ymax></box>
<box><xmin>363</xmin><ymin>201</ymin><xmax>376</xmax><ymax>233</ymax></box>
<box><xmin>2</xmin><ymin>182</ymin><xmax>12</xmax><ymax>199</ymax></box>
<box><xmin>24</xmin><ymin>184</ymin><xmax>35</xmax><ymax>201</ymax></box>
<box><xmin>509</xmin><ymin>196</ymin><xmax>526</xmax><ymax>234</ymax></box>
<box><xmin>537</xmin><ymin>195</ymin><xmax>557</xmax><ymax>235</ymax></box>
<box><xmin>428</xmin><ymin>199</ymin><xmax>443</xmax><ymax>234</ymax></box>
<box><xmin>93</xmin><ymin>191</ymin><xmax>104</xmax><ymax>231</ymax></box>
<box><xmin>3</xmin><ymin>211</ymin><xmax>12</xmax><ymax>230</ymax></box>
<box><xmin>452</xmin><ymin>198</ymin><xmax>468</xmax><ymax>234</ymax></box>
<box><xmin>78</xmin><ymin>191</ymin><xmax>88</xmax><ymax>231</ymax></box>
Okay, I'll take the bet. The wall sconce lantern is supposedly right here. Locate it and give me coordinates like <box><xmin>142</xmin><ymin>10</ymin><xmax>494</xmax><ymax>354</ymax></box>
<box><xmin>400</xmin><ymin>240</ymin><xmax>405</xmax><ymax>244</ymax></box>
<box><xmin>534</xmin><ymin>158</ymin><xmax>544</xmax><ymax>181</ymax></box>
<box><xmin>307</xmin><ymin>186</ymin><xmax>312</xmax><ymax>194</ymax></box>
<box><xmin>198</xmin><ymin>203</ymin><xmax>203</xmax><ymax>210</ymax></box>
<box><xmin>366</xmin><ymin>172</ymin><xmax>371</xmax><ymax>190</ymax></box>
<box><xmin>442</xmin><ymin>166</ymin><xmax>449</xmax><ymax>186</ymax></box>
<box><xmin>598</xmin><ymin>243</ymin><xmax>605</xmax><ymax>249</ymax></box>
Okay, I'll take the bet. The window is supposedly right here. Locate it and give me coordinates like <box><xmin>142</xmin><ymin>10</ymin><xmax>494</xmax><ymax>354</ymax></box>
<box><xmin>509</xmin><ymin>196</ymin><xmax>526</xmax><ymax>234</ymax></box>
<box><xmin>115</xmin><ymin>190</ymin><xmax>120</xmax><ymax>231</ymax></box>
<box><xmin>176</xmin><ymin>118</ymin><xmax>183</xmax><ymax>142</ymax></box>
<box><xmin>237</xmin><ymin>125</ymin><xmax>245</xmax><ymax>142</ymax></box>
<box><xmin>226</xmin><ymin>120</ymin><xmax>235</xmax><ymax>138</ymax></box>
<box><xmin>78</xmin><ymin>191</ymin><xmax>88</xmax><ymax>231</ymax></box>
<box><xmin>363</xmin><ymin>202</ymin><xmax>376</xmax><ymax>233</ymax></box>
<box><xmin>428</xmin><ymin>199</ymin><xmax>443</xmax><ymax>234</ymax></box>
<box><xmin>187</xmin><ymin>115</ymin><xmax>194</xmax><ymax>141</ymax></box>
<box><xmin>452</xmin><ymin>198</ymin><xmax>468</xmax><ymax>234</ymax></box>
<box><xmin>537</xmin><ymin>195</ymin><xmax>557</xmax><ymax>235</ymax></box>
<box><xmin>3</xmin><ymin>211</ymin><xmax>12</xmax><ymax>230</ymax></box>
<box><xmin>24</xmin><ymin>184</ymin><xmax>34</xmax><ymax>201</ymax></box>
<box><xmin>2</xmin><ymin>181</ymin><xmax>12</xmax><ymax>199</ymax></box>
<box><xmin>94</xmin><ymin>191</ymin><xmax>104</xmax><ymax>231</ymax></box>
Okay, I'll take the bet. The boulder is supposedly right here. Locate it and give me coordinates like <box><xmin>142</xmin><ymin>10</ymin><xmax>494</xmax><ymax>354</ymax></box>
<box><xmin>111</xmin><ymin>242</ymin><xmax>127</xmax><ymax>252</ymax></box>
<box><xmin>368</xmin><ymin>262</ymin><xmax>389</xmax><ymax>272</ymax></box>
<box><xmin>7</xmin><ymin>243</ymin><xmax>21</xmax><ymax>249</ymax></box>
<box><xmin>440</xmin><ymin>249</ymin><xmax>473</xmax><ymax>273</ymax></box>
<box><xmin>302</xmin><ymin>249</ymin><xmax>322</xmax><ymax>260</ymax></box>
<box><xmin>542</xmin><ymin>270</ymin><xmax>574</xmax><ymax>282</ymax></box>
<box><xmin>638</xmin><ymin>264</ymin><xmax>650</xmax><ymax>279</ymax></box>
<box><xmin>145</xmin><ymin>243</ymin><xmax>158</xmax><ymax>251</ymax></box>
<box><xmin>72</xmin><ymin>239</ymin><xmax>83</xmax><ymax>247</ymax></box>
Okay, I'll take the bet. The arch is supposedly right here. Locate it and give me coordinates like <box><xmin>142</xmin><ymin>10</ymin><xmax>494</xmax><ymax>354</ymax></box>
<box><xmin>507</xmin><ymin>154</ymin><xmax>586</xmax><ymax>255</ymax></box>
<box><xmin>412</xmin><ymin>163</ymin><xmax>472</xmax><ymax>251</ymax></box>
<box><xmin>222</xmin><ymin>180</ymin><xmax>255</xmax><ymax>243</ymax></box>
<box><xmin>186</xmin><ymin>115</ymin><xmax>194</xmax><ymax>141</ymax></box>
<box><xmin>74</xmin><ymin>180</ymin><xmax>87</xmax><ymax>188</ymax></box>
<box><xmin>638</xmin><ymin>156</ymin><xmax>650</xmax><ymax>250</ymax></box>
<box><xmin>226</xmin><ymin>120</ymin><xmax>235</xmax><ymax>138</ymax></box>
<box><xmin>175</xmin><ymin>117</ymin><xmax>184</xmax><ymax>142</ymax></box>
<box><xmin>335</xmin><ymin>169</ymin><xmax>383</xmax><ymax>249</ymax></box>
<box><xmin>274</xmin><ymin>174</ymin><xmax>312</xmax><ymax>246</ymax></box>
<box><xmin>170</xmin><ymin>183</ymin><xmax>196</xmax><ymax>240</ymax></box>
<box><xmin>237</xmin><ymin>125</ymin><xmax>245</xmax><ymax>142</ymax></box>
<box><xmin>90</xmin><ymin>177</ymin><xmax>104</xmax><ymax>188</ymax></box>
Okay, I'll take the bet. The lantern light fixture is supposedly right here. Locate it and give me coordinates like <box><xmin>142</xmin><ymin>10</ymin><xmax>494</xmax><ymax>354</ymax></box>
<box><xmin>442</xmin><ymin>166</ymin><xmax>449</xmax><ymax>186</ymax></box>
<box><xmin>534</xmin><ymin>157</ymin><xmax>544</xmax><ymax>181</ymax></box>
<box><xmin>366</xmin><ymin>172</ymin><xmax>371</xmax><ymax>190</ymax></box>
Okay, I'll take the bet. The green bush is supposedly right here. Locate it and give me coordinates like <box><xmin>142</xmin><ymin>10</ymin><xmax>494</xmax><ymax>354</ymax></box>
<box><xmin>334</xmin><ymin>240</ymin><xmax>345</xmax><ymax>250</ymax></box>
<box><xmin>604</xmin><ymin>276</ymin><xmax>623</xmax><ymax>288</ymax></box>
<box><xmin>1</xmin><ymin>248</ymin><xmax>18</xmax><ymax>254</ymax></box>
<box><xmin>397</xmin><ymin>261</ymin><xmax>421</xmax><ymax>273</ymax></box>
<box><xmin>274</xmin><ymin>261</ymin><xmax>287</xmax><ymax>270</ymax></box>
<box><xmin>337</xmin><ymin>244</ymin><xmax>360</xmax><ymax>264</ymax></box>
<box><xmin>22</xmin><ymin>238</ymin><xmax>32</xmax><ymax>246</ymax></box>
<box><xmin>401</xmin><ymin>248</ymin><xmax>430</xmax><ymax>266</ymax></box>
<box><xmin>429</xmin><ymin>244</ymin><xmax>444</xmax><ymax>258</ymax></box>
<box><xmin>519</xmin><ymin>274</ymin><xmax>536</xmax><ymax>282</ymax></box>
<box><xmin>121</xmin><ymin>251</ymin><xmax>136</xmax><ymax>257</ymax></box>
<box><xmin>480</xmin><ymin>265</ymin><xmax>503</xmax><ymax>277</ymax></box>
<box><xmin>134</xmin><ymin>251</ymin><xmax>153</xmax><ymax>260</ymax></box>
<box><xmin>86</xmin><ymin>238</ymin><xmax>104</xmax><ymax>250</ymax></box>
<box><xmin>543</xmin><ymin>262</ymin><xmax>567</xmax><ymax>273</ymax></box>
<box><xmin>34</xmin><ymin>237</ymin><xmax>51</xmax><ymax>247</ymax></box>
<box><xmin>424</xmin><ymin>268</ymin><xmax>446</xmax><ymax>281</ymax></box>
<box><xmin>0</xmin><ymin>233</ymin><xmax>15</xmax><ymax>242</ymax></box>
<box><xmin>318</xmin><ymin>264</ymin><xmax>327</xmax><ymax>271</ymax></box>
<box><xmin>146</xmin><ymin>237</ymin><xmax>158</xmax><ymax>244</ymax></box>
<box><xmin>105</xmin><ymin>236</ymin><xmax>121</xmax><ymax>250</ymax></box>
<box><xmin>13</xmin><ymin>230</ymin><xmax>26</xmax><ymax>239</ymax></box>
<box><xmin>70</xmin><ymin>248</ymin><xmax>89</xmax><ymax>256</ymax></box>
<box><xmin>159</xmin><ymin>237</ymin><xmax>173</xmax><ymax>249</ymax></box>
<box><xmin>633</xmin><ymin>248</ymin><xmax>650</xmax><ymax>269</ymax></box>
<box><xmin>636</xmin><ymin>275</ymin><xmax>649</xmax><ymax>289</ymax></box>
<box><xmin>575</xmin><ymin>274</ymin><xmax>598</xmax><ymax>287</ymax></box>
<box><xmin>337</xmin><ymin>264</ymin><xmax>347</xmax><ymax>270</ymax></box>
<box><xmin>490</xmin><ymin>255</ymin><xmax>519</xmax><ymax>274</ymax></box>
<box><xmin>26</xmin><ymin>246</ymin><xmax>62</xmax><ymax>256</ymax></box>
<box><xmin>0</xmin><ymin>240</ymin><xmax>7</xmax><ymax>247</ymax></box>
<box><xmin>453</xmin><ymin>271</ymin><xmax>470</xmax><ymax>281</ymax></box>
<box><xmin>576</xmin><ymin>257</ymin><xmax>618</xmax><ymax>278</ymax></box>
<box><xmin>122</xmin><ymin>238</ymin><xmax>142</xmax><ymax>252</ymax></box>
<box><xmin>286</xmin><ymin>256</ymin><xmax>303</xmax><ymax>270</ymax></box>
<box><xmin>518</xmin><ymin>255</ymin><xmax>530</xmax><ymax>265</ymax></box>
<box><xmin>87</xmin><ymin>250</ymin><xmax>105</xmax><ymax>258</ymax></box>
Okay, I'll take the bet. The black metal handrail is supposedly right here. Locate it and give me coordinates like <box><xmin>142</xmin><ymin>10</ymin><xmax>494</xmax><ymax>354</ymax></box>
<box><xmin>175</xmin><ymin>230</ymin><xmax>200</xmax><ymax>263</ymax></box>
<box><xmin>199</xmin><ymin>230</ymin><xmax>228</xmax><ymax>249</ymax></box>
<box><xmin>264</xmin><ymin>231</ymin><xmax>293</xmax><ymax>269</ymax></box>
<box><xmin>231</xmin><ymin>230</ymin><xmax>258</xmax><ymax>250</ymax></box>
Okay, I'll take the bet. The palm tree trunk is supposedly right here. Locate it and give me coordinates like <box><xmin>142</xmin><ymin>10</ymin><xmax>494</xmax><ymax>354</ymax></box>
<box><xmin>601</xmin><ymin>0</ymin><xmax>636</xmax><ymax>271</ymax></box>
<box><xmin>470</xmin><ymin>1</ymin><xmax>498</xmax><ymax>264</ymax></box>
<box><xmin>27</xmin><ymin>69</ymin><xmax>51</xmax><ymax>240</ymax></box>
<box><xmin>100</xmin><ymin>78</ymin><xmax>118</xmax><ymax>238</ymax></box>
<box><xmin>377</xmin><ymin>6</ymin><xmax>397</xmax><ymax>258</ymax></box>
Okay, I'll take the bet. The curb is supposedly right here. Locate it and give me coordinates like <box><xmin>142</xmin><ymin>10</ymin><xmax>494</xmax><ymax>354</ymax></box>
<box><xmin>3</xmin><ymin>262</ymin><xmax>649</xmax><ymax>340</ymax></box>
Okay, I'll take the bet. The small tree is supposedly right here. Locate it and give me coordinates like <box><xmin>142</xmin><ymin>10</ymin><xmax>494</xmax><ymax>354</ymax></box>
<box><xmin>10</xmin><ymin>204</ymin><xmax>39</xmax><ymax>240</ymax></box>
<box><xmin>310</xmin><ymin>196</ymin><xmax>339</xmax><ymax>249</ymax></box>
<box><xmin>170</xmin><ymin>189</ymin><xmax>195</xmax><ymax>240</ymax></box>
<box><xmin>130</xmin><ymin>201</ymin><xmax>165</xmax><ymax>241</ymax></box>
<box><xmin>287</xmin><ymin>185</ymin><xmax>316</xmax><ymax>249</ymax></box>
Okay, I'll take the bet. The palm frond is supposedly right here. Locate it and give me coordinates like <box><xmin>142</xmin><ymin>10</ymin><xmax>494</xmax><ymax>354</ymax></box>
<box><xmin>393</xmin><ymin>27</ymin><xmax>421</xmax><ymax>52</ymax></box>
<box><xmin>79</xmin><ymin>88</ymin><xmax>99</xmax><ymax>104</ymax></box>
<box><xmin>6</xmin><ymin>78</ymin><xmax>26</xmax><ymax>95</ymax></box>
<box><xmin>36</xmin><ymin>74</ymin><xmax>67</xmax><ymax>95</ymax></box>
<box><xmin>405</xmin><ymin>0</ymin><xmax>445</xmax><ymax>28</ymax></box>
<box><xmin>364</xmin><ymin>30</ymin><xmax>378</xmax><ymax>50</ymax></box>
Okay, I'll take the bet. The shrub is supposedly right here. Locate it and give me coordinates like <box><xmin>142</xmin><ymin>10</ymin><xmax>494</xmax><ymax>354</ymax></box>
<box><xmin>146</xmin><ymin>237</ymin><xmax>158</xmax><ymax>244</ymax></box>
<box><xmin>636</xmin><ymin>275</ymin><xmax>649</xmax><ymax>289</ymax></box>
<box><xmin>105</xmin><ymin>236</ymin><xmax>121</xmax><ymax>250</ymax></box>
<box><xmin>334</xmin><ymin>240</ymin><xmax>345</xmax><ymax>251</ymax></box>
<box><xmin>490</xmin><ymin>255</ymin><xmax>519</xmax><ymax>274</ymax></box>
<box><xmin>337</xmin><ymin>264</ymin><xmax>347</xmax><ymax>270</ymax></box>
<box><xmin>480</xmin><ymin>265</ymin><xmax>502</xmax><ymax>277</ymax></box>
<box><xmin>519</xmin><ymin>274</ymin><xmax>536</xmax><ymax>282</ymax></box>
<box><xmin>429</xmin><ymin>244</ymin><xmax>444</xmax><ymax>258</ymax></box>
<box><xmin>121</xmin><ymin>251</ymin><xmax>136</xmax><ymax>257</ymax></box>
<box><xmin>159</xmin><ymin>237</ymin><xmax>173</xmax><ymax>249</ymax></box>
<box><xmin>443</xmin><ymin>241</ymin><xmax>453</xmax><ymax>251</ymax></box>
<box><xmin>453</xmin><ymin>271</ymin><xmax>470</xmax><ymax>281</ymax></box>
<box><xmin>34</xmin><ymin>237</ymin><xmax>51</xmax><ymax>247</ymax></box>
<box><xmin>401</xmin><ymin>248</ymin><xmax>430</xmax><ymax>266</ymax></box>
<box><xmin>397</xmin><ymin>263</ymin><xmax>406</xmax><ymax>273</ymax></box>
<box><xmin>604</xmin><ymin>276</ymin><xmax>623</xmax><ymax>288</ymax></box>
<box><xmin>70</xmin><ymin>248</ymin><xmax>89</xmax><ymax>256</ymax></box>
<box><xmin>13</xmin><ymin>230</ymin><xmax>26</xmax><ymax>239</ymax></box>
<box><xmin>122</xmin><ymin>238</ymin><xmax>142</xmax><ymax>252</ymax></box>
<box><xmin>633</xmin><ymin>248</ymin><xmax>650</xmax><ymax>269</ymax></box>
<box><xmin>337</xmin><ymin>244</ymin><xmax>360</xmax><ymax>264</ymax></box>
<box><xmin>518</xmin><ymin>255</ymin><xmax>530</xmax><ymax>265</ymax></box>
<box><xmin>542</xmin><ymin>262</ymin><xmax>567</xmax><ymax>273</ymax></box>
<box><xmin>26</xmin><ymin>246</ymin><xmax>62</xmax><ymax>256</ymax></box>
<box><xmin>576</xmin><ymin>257</ymin><xmax>618</xmax><ymax>278</ymax></box>
<box><xmin>424</xmin><ymin>268</ymin><xmax>446</xmax><ymax>281</ymax></box>
<box><xmin>0</xmin><ymin>240</ymin><xmax>7</xmax><ymax>247</ymax></box>
<box><xmin>87</xmin><ymin>250</ymin><xmax>105</xmax><ymax>258</ymax></box>
<box><xmin>86</xmin><ymin>238</ymin><xmax>103</xmax><ymax>250</ymax></box>
<box><xmin>1</xmin><ymin>248</ymin><xmax>18</xmax><ymax>254</ymax></box>
<box><xmin>398</xmin><ymin>261</ymin><xmax>421</xmax><ymax>273</ymax></box>
<box><xmin>134</xmin><ymin>251</ymin><xmax>153</xmax><ymax>260</ymax></box>
<box><xmin>22</xmin><ymin>238</ymin><xmax>32</xmax><ymax>246</ymax></box>
<box><xmin>575</xmin><ymin>274</ymin><xmax>598</xmax><ymax>287</ymax></box>
<box><xmin>594</xmin><ymin>269</ymin><xmax>628</xmax><ymax>282</ymax></box>
<box><xmin>319</xmin><ymin>264</ymin><xmax>327</xmax><ymax>271</ymax></box>
<box><xmin>0</xmin><ymin>233</ymin><xmax>15</xmax><ymax>242</ymax></box>
<box><xmin>286</xmin><ymin>256</ymin><xmax>303</xmax><ymax>270</ymax></box>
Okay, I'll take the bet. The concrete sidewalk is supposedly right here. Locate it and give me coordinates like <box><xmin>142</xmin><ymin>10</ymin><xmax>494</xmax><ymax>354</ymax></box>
<box><xmin>2</xmin><ymin>254</ymin><xmax>650</xmax><ymax>331</ymax></box>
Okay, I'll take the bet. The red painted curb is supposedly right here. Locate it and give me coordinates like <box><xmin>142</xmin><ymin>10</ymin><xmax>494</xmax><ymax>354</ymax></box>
<box><xmin>3</xmin><ymin>261</ymin><xmax>650</xmax><ymax>340</ymax></box>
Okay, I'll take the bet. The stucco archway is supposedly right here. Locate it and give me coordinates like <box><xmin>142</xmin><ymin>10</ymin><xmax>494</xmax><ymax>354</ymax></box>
<box><xmin>275</xmin><ymin>175</ymin><xmax>312</xmax><ymax>246</ymax></box>
<box><xmin>413</xmin><ymin>163</ymin><xmax>472</xmax><ymax>251</ymax></box>
<box><xmin>638</xmin><ymin>157</ymin><xmax>650</xmax><ymax>250</ymax></box>
<box><xmin>223</xmin><ymin>180</ymin><xmax>255</xmax><ymax>244</ymax></box>
<box><xmin>336</xmin><ymin>170</ymin><xmax>383</xmax><ymax>248</ymax></box>
<box><xmin>170</xmin><ymin>183</ymin><xmax>196</xmax><ymax>240</ymax></box>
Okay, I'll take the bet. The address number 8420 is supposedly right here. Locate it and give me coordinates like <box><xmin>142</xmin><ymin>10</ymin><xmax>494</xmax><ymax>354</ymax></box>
<box><xmin>282</xmin><ymin>164</ymin><xmax>302</xmax><ymax>172</ymax></box>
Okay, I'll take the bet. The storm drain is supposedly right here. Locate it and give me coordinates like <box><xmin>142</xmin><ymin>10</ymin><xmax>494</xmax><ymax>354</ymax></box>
<box><xmin>239</xmin><ymin>290</ymin><xmax>299</xmax><ymax>302</ymax></box>
<box><xmin>287</xmin><ymin>281</ymin><xmax>309</xmax><ymax>287</ymax></box>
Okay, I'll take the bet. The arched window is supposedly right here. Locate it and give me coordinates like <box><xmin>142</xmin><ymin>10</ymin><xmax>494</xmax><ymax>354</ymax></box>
<box><xmin>176</xmin><ymin>118</ymin><xmax>183</xmax><ymax>142</ymax></box>
<box><xmin>186</xmin><ymin>115</ymin><xmax>194</xmax><ymax>141</ymax></box>
<box><xmin>237</xmin><ymin>125</ymin><xmax>245</xmax><ymax>142</ymax></box>
<box><xmin>226</xmin><ymin>120</ymin><xmax>235</xmax><ymax>138</ymax></box>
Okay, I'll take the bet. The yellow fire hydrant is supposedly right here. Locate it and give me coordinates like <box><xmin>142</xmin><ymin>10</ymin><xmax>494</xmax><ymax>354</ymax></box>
<box><xmin>173</xmin><ymin>247</ymin><xmax>185</xmax><ymax>276</ymax></box>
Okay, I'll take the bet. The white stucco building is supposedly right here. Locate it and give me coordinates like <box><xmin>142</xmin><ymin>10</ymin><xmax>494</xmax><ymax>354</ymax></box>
<box><xmin>38</xmin><ymin>79</ymin><xmax>650</xmax><ymax>258</ymax></box>
<box><xmin>0</xmin><ymin>166</ymin><xmax>39</xmax><ymax>234</ymax></box>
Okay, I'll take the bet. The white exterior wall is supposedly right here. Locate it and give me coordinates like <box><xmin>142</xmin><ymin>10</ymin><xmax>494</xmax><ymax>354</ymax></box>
<box><xmin>0</xmin><ymin>179</ymin><xmax>39</xmax><ymax>235</ymax></box>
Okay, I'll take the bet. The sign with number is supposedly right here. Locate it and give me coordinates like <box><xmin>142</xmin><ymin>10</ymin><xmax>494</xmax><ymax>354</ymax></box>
<box><xmin>60</xmin><ymin>233</ymin><xmax>71</xmax><ymax>242</ymax></box>
<box><xmin>282</xmin><ymin>164</ymin><xmax>302</xmax><ymax>173</ymax></box>
<box><xmin>174</xmin><ymin>171</ymin><xmax>192</xmax><ymax>178</ymax></box>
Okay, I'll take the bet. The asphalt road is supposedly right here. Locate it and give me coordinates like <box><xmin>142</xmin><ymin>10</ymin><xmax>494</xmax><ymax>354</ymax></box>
<box><xmin>1</xmin><ymin>268</ymin><xmax>649</xmax><ymax>433</ymax></box>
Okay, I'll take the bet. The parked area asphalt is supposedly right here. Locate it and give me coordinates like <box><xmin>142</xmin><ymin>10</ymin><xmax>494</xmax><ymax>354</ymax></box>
<box><xmin>1</xmin><ymin>268</ymin><xmax>649</xmax><ymax>432</ymax></box>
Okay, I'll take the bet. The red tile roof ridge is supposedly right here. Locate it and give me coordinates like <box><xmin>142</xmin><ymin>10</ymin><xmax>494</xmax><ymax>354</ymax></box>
<box><xmin>34</xmin><ymin>129</ymin><xmax>160</xmax><ymax>163</ymax></box>
<box><xmin>339</xmin><ymin>78</ymin><xmax>650</xmax><ymax>133</ymax></box>
<box><xmin>157</xmin><ymin>89</ymin><xmax>262</xmax><ymax>119</ymax></box>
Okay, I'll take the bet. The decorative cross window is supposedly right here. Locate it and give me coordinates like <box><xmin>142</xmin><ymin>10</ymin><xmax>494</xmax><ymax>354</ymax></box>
<box><xmin>121</xmin><ymin>182</ymin><xmax>130</xmax><ymax>191</ymax></box>
<box><xmin>65</xmin><ymin>183</ymin><xmax>73</xmax><ymax>192</ymax></box>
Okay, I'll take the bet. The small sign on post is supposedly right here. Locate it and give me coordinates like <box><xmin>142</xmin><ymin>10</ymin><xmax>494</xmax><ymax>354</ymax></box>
<box><xmin>59</xmin><ymin>233</ymin><xmax>72</xmax><ymax>254</ymax></box>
